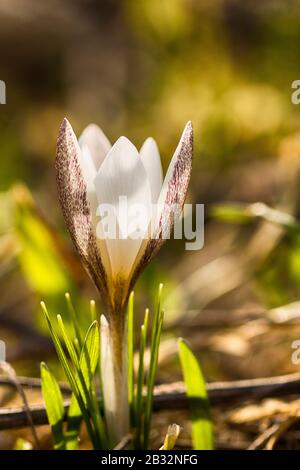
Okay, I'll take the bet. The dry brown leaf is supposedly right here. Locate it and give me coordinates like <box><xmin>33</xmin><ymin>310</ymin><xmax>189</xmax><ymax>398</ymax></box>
<box><xmin>229</xmin><ymin>399</ymin><xmax>300</xmax><ymax>424</ymax></box>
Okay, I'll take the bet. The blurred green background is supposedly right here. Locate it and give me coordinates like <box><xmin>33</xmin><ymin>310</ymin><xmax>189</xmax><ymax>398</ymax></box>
<box><xmin>1</xmin><ymin>0</ymin><xmax>300</xmax><ymax>388</ymax></box>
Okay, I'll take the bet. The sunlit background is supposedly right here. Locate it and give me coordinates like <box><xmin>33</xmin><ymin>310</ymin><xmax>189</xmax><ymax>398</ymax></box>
<box><xmin>2</xmin><ymin>0</ymin><xmax>300</xmax><ymax>449</ymax></box>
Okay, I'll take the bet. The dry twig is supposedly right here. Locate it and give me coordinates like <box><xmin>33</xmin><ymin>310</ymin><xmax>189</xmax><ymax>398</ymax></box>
<box><xmin>1</xmin><ymin>372</ymin><xmax>300</xmax><ymax>430</ymax></box>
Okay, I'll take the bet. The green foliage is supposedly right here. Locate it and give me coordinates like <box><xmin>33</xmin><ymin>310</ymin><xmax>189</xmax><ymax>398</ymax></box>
<box><xmin>65</xmin><ymin>292</ymin><xmax>83</xmax><ymax>351</ymax></box>
<box><xmin>143</xmin><ymin>283</ymin><xmax>164</xmax><ymax>449</ymax></box>
<box><xmin>127</xmin><ymin>284</ymin><xmax>165</xmax><ymax>449</ymax></box>
<box><xmin>178</xmin><ymin>339</ymin><xmax>213</xmax><ymax>450</ymax></box>
<box><xmin>12</xmin><ymin>186</ymin><xmax>82</xmax><ymax>333</ymax></box>
<box><xmin>211</xmin><ymin>203</ymin><xmax>254</xmax><ymax>224</ymax></box>
<box><xmin>66</xmin><ymin>320</ymin><xmax>103</xmax><ymax>449</ymax></box>
<box><xmin>13</xmin><ymin>186</ymin><xmax>73</xmax><ymax>297</ymax></box>
<box><xmin>135</xmin><ymin>308</ymin><xmax>149</xmax><ymax>447</ymax></box>
<box><xmin>127</xmin><ymin>291</ymin><xmax>135</xmax><ymax>425</ymax></box>
<box><xmin>256</xmin><ymin>234</ymin><xmax>300</xmax><ymax>308</ymax></box>
<box><xmin>42</xmin><ymin>287</ymin><xmax>165</xmax><ymax>450</ymax></box>
<box><xmin>41</xmin><ymin>301</ymin><xmax>105</xmax><ymax>449</ymax></box>
<box><xmin>212</xmin><ymin>202</ymin><xmax>300</xmax><ymax>234</ymax></box>
<box><xmin>40</xmin><ymin>362</ymin><xmax>65</xmax><ymax>450</ymax></box>
<box><xmin>212</xmin><ymin>202</ymin><xmax>300</xmax><ymax>308</ymax></box>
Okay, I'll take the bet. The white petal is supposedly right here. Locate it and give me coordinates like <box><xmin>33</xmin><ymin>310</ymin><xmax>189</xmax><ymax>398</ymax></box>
<box><xmin>77</xmin><ymin>144</ymin><xmax>97</xmax><ymax>195</ymax></box>
<box><xmin>79</xmin><ymin>123</ymin><xmax>111</xmax><ymax>171</ymax></box>
<box><xmin>77</xmin><ymin>126</ymin><xmax>112</xmax><ymax>281</ymax></box>
<box><xmin>140</xmin><ymin>137</ymin><xmax>163</xmax><ymax>203</ymax></box>
<box><xmin>94</xmin><ymin>136</ymin><xmax>152</xmax><ymax>278</ymax></box>
<box><xmin>129</xmin><ymin>121</ymin><xmax>193</xmax><ymax>289</ymax></box>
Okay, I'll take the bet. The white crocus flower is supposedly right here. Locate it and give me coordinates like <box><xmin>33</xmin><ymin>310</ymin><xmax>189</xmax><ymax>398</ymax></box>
<box><xmin>55</xmin><ymin>118</ymin><xmax>193</xmax><ymax>444</ymax></box>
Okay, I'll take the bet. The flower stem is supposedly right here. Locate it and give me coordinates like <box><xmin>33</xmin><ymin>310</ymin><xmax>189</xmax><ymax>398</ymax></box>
<box><xmin>100</xmin><ymin>313</ymin><xmax>130</xmax><ymax>447</ymax></box>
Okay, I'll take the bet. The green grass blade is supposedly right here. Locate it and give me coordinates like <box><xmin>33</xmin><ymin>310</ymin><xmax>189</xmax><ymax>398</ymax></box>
<box><xmin>90</xmin><ymin>300</ymin><xmax>103</xmax><ymax>400</ymax></box>
<box><xmin>67</xmin><ymin>320</ymin><xmax>106</xmax><ymax>449</ymax></box>
<box><xmin>57</xmin><ymin>314</ymin><xmax>96</xmax><ymax>408</ymax></box>
<box><xmin>57</xmin><ymin>314</ymin><xmax>80</xmax><ymax>368</ymax></box>
<box><xmin>90</xmin><ymin>299</ymin><xmax>97</xmax><ymax>322</ymax></box>
<box><xmin>79</xmin><ymin>320</ymin><xmax>107</xmax><ymax>447</ymax></box>
<box><xmin>178</xmin><ymin>338</ymin><xmax>214</xmax><ymax>450</ymax></box>
<box><xmin>66</xmin><ymin>320</ymin><xmax>101</xmax><ymax>449</ymax></box>
<box><xmin>135</xmin><ymin>308</ymin><xmax>149</xmax><ymax>448</ymax></box>
<box><xmin>65</xmin><ymin>399</ymin><xmax>81</xmax><ymax>450</ymax></box>
<box><xmin>79</xmin><ymin>321</ymin><xmax>99</xmax><ymax>380</ymax></box>
<box><xmin>57</xmin><ymin>313</ymin><xmax>102</xmax><ymax>442</ymax></box>
<box><xmin>41</xmin><ymin>302</ymin><xmax>99</xmax><ymax>449</ymax></box>
<box><xmin>143</xmin><ymin>285</ymin><xmax>164</xmax><ymax>449</ymax></box>
<box><xmin>127</xmin><ymin>291</ymin><xmax>135</xmax><ymax>426</ymax></box>
<box><xmin>40</xmin><ymin>362</ymin><xmax>65</xmax><ymax>450</ymax></box>
<box><xmin>65</xmin><ymin>292</ymin><xmax>83</xmax><ymax>350</ymax></box>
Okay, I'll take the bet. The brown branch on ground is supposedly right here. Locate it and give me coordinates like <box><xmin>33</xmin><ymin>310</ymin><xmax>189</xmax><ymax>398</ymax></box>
<box><xmin>1</xmin><ymin>372</ymin><xmax>300</xmax><ymax>429</ymax></box>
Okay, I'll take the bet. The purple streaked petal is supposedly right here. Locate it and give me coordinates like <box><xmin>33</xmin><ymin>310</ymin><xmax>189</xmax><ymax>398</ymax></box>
<box><xmin>55</xmin><ymin>118</ymin><xmax>110</xmax><ymax>301</ymax></box>
<box><xmin>129</xmin><ymin>121</ymin><xmax>193</xmax><ymax>292</ymax></box>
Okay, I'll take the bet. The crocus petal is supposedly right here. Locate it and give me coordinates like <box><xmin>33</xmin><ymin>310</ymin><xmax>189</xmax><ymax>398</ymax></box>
<box><xmin>94</xmin><ymin>136</ymin><xmax>152</xmax><ymax>281</ymax></box>
<box><xmin>140</xmin><ymin>137</ymin><xmax>163</xmax><ymax>203</ymax></box>
<box><xmin>55</xmin><ymin>118</ymin><xmax>110</xmax><ymax>300</ymax></box>
<box><xmin>130</xmin><ymin>121</ymin><xmax>193</xmax><ymax>289</ymax></box>
<box><xmin>78</xmin><ymin>127</ymin><xmax>112</xmax><ymax>282</ymax></box>
<box><xmin>79</xmin><ymin>123</ymin><xmax>111</xmax><ymax>171</ymax></box>
<box><xmin>155</xmin><ymin>121</ymin><xmax>193</xmax><ymax>238</ymax></box>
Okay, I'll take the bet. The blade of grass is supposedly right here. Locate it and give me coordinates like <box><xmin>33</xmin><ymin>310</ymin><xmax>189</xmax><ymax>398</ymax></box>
<box><xmin>40</xmin><ymin>362</ymin><xmax>65</xmax><ymax>450</ymax></box>
<box><xmin>90</xmin><ymin>300</ymin><xmax>103</xmax><ymax>400</ymax></box>
<box><xmin>57</xmin><ymin>313</ymin><xmax>104</xmax><ymax>447</ymax></box>
<box><xmin>41</xmin><ymin>302</ymin><xmax>99</xmax><ymax>449</ymax></box>
<box><xmin>80</xmin><ymin>321</ymin><xmax>107</xmax><ymax>447</ymax></box>
<box><xmin>178</xmin><ymin>338</ymin><xmax>214</xmax><ymax>450</ymax></box>
<box><xmin>135</xmin><ymin>308</ymin><xmax>149</xmax><ymax>448</ymax></box>
<box><xmin>143</xmin><ymin>289</ymin><xmax>164</xmax><ymax>450</ymax></box>
<box><xmin>66</xmin><ymin>319</ymin><xmax>102</xmax><ymax>449</ymax></box>
<box><xmin>90</xmin><ymin>300</ymin><xmax>97</xmax><ymax>323</ymax></box>
<box><xmin>65</xmin><ymin>292</ymin><xmax>83</xmax><ymax>351</ymax></box>
<box><xmin>127</xmin><ymin>291</ymin><xmax>135</xmax><ymax>426</ymax></box>
<box><xmin>57</xmin><ymin>310</ymin><xmax>85</xmax><ymax>447</ymax></box>
<box><xmin>79</xmin><ymin>321</ymin><xmax>100</xmax><ymax>382</ymax></box>
<box><xmin>57</xmin><ymin>314</ymin><xmax>92</xmax><ymax>406</ymax></box>
<box><xmin>65</xmin><ymin>401</ymin><xmax>81</xmax><ymax>450</ymax></box>
<box><xmin>57</xmin><ymin>314</ymin><xmax>80</xmax><ymax>368</ymax></box>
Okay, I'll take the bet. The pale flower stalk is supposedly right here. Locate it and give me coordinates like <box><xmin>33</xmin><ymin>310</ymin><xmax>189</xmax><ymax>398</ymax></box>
<box><xmin>55</xmin><ymin>117</ymin><xmax>193</xmax><ymax>444</ymax></box>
